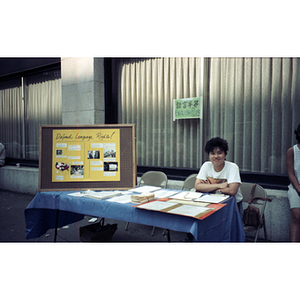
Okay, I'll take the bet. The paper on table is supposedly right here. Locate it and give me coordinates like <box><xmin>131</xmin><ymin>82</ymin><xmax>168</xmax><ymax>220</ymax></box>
<box><xmin>106</xmin><ymin>194</ymin><xmax>132</xmax><ymax>203</ymax></box>
<box><xmin>154</xmin><ymin>190</ymin><xmax>180</xmax><ymax>199</ymax></box>
<box><xmin>184</xmin><ymin>191</ymin><xmax>203</xmax><ymax>199</ymax></box>
<box><xmin>121</xmin><ymin>191</ymin><xmax>132</xmax><ymax>195</ymax></box>
<box><xmin>168</xmin><ymin>199</ymin><xmax>208</xmax><ymax>207</ymax></box>
<box><xmin>83</xmin><ymin>190</ymin><xmax>123</xmax><ymax>200</ymax></box>
<box><xmin>197</xmin><ymin>203</ymin><xmax>226</xmax><ymax>220</ymax></box>
<box><xmin>168</xmin><ymin>205</ymin><xmax>212</xmax><ymax>218</ymax></box>
<box><xmin>128</xmin><ymin>185</ymin><xmax>162</xmax><ymax>193</ymax></box>
<box><xmin>170</xmin><ymin>191</ymin><xmax>203</xmax><ymax>200</ymax></box>
<box><xmin>136</xmin><ymin>200</ymin><xmax>179</xmax><ymax>212</ymax></box>
<box><xmin>136</xmin><ymin>199</ymin><xmax>226</xmax><ymax>220</ymax></box>
<box><xmin>194</xmin><ymin>194</ymin><xmax>229</xmax><ymax>203</ymax></box>
<box><xmin>68</xmin><ymin>192</ymin><xmax>86</xmax><ymax>197</ymax></box>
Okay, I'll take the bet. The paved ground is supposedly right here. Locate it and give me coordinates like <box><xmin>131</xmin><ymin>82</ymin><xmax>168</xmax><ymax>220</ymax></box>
<box><xmin>0</xmin><ymin>189</ymin><xmax>188</xmax><ymax>242</ymax></box>
<box><xmin>0</xmin><ymin>192</ymin><xmax>291</xmax><ymax>300</ymax></box>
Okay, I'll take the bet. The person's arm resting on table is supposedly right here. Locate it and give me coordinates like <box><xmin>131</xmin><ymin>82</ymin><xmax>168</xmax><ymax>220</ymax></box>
<box><xmin>217</xmin><ymin>182</ymin><xmax>240</xmax><ymax>197</ymax></box>
<box><xmin>195</xmin><ymin>178</ymin><xmax>227</xmax><ymax>193</ymax></box>
<box><xmin>195</xmin><ymin>179</ymin><xmax>239</xmax><ymax>197</ymax></box>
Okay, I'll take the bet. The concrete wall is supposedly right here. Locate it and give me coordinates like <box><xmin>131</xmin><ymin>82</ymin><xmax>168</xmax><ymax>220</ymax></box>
<box><xmin>61</xmin><ymin>57</ymin><xmax>105</xmax><ymax>125</ymax></box>
<box><xmin>0</xmin><ymin>166</ymin><xmax>39</xmax><ymax>195</ymax></box>
<box><xmin>0</xmin><ymin>166</ymin><xmax>291</xmax><ymax>242</ymax></box>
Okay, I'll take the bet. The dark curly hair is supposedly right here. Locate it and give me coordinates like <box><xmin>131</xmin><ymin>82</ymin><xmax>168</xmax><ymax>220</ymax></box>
<box><xmin>205</xmin><ymin>137</ymin><xmax>228</xmax><ymax>155</ymax></box>
<box><xmin>295</xmin><ymin>123</ymin><xmax>300</xmax><ymax>143</ymax></box>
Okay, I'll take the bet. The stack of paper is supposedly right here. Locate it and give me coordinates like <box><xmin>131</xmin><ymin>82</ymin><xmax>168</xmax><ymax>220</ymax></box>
<box><xmin>82</xmin><ymin>190</ymin><xmax>122</xmax><ymax>200</ymax></box>
<box><xmin>131</xmin><ymin>192</ymin><xmax>155</xmax><ymax>204</ymax></box>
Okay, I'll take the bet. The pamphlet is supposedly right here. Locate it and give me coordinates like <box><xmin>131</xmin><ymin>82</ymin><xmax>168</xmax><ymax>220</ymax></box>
<box><xmin>136</xmin><ymin>200</ymin><xmax>179</xmax><ymax>212</ymax></box>
<box><xmin>106</xmin><ymin>194</ymin><xmax>132</xmax><ymax>203</ymax></box>
<box><xmin>170</xmin><ymin>191</ymin><xmax>203</xmax><ymax>200</ymax></box>
<box><xmin>154</xmin><ymin>189</ymin><xmax>181</xmax><ymax>199</ymax></box>
<box><xmin>135</xmin><ymin>199</ymin><xmax>226</xmax><ymax>220</ymax></box>
<box><xmin>193</xmin><ymin>194</ymin><xmax>229</xmax><ymax>203</ymax></box>
<box><xmin>128</xmin><ymin>185</ymin><xmax>162</xmax><ymax>193</ymax></box>
<box><xmin>68</xmin><ymin>190</ymin><xmax>123</xmax><ymax>199</ymax></box>
<box><xmin>168</xmin><ymin>205</ymin><xmax>212</xmax><ymax>218</ymax></box>
<box><xmin>168</xmin><ymin>199</ymin><xmax>208</xmax><ymax>207</ymax></box>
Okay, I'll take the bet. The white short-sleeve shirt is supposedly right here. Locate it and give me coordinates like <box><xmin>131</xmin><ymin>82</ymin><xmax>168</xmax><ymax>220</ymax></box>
<box><xmin>196</xmin><ymin>161</ymin><xmax>243</xmax><ymax>202</ymax></box>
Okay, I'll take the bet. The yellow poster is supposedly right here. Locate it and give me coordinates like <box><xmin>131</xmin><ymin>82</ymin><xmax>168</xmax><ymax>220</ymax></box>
<box><xmin>52</xmin><ymin>128</ymin><xmax>120</xmax><ymax>182</ymax></box>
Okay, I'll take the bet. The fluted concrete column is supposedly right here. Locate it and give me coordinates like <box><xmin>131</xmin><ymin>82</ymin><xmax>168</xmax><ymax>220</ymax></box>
<box><xmin>61</xmin><ymin>57</ymin><xmax>105</xmax><ymax>125</ymax></box>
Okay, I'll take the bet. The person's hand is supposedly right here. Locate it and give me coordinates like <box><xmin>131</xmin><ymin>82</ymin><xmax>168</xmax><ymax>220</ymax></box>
<box><xmin>219</xmin><ymin>181</ymin><xmax>228</xmax><ymax>189</ymax></box>
<box><xmin>200</xmin><ymin>179</ymin><xmax>210</xmax><ymax>184</ymax></box>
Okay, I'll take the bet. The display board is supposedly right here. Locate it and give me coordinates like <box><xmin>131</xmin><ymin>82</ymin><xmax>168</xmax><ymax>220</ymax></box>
<box><xmin>39</xmin><ymin>124</ymin><xmax>136</xmax><ymax>191</ymax></box>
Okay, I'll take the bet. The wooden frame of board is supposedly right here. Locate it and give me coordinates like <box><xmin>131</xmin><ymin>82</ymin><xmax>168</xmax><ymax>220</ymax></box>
<box><xmin>38</xmin><ymin>124</ymin><xmax>136</xmax><ymax>191</ymax></box>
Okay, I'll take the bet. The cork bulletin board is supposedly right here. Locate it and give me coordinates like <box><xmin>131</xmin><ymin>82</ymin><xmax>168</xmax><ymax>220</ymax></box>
<box><xmin>39</xmin><ymin>124</ymin><xmax>136</xmax><ymax>191</ymax></box>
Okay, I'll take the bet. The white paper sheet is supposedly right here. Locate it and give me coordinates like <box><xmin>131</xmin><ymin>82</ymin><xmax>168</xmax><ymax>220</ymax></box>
<box><xmin>170</xmin><ymin>191</ymin><xmax>203</xmax><ymax>200</ymax></box>
<box><xmin>82</xmin><ymin>190</ymin><xmax>122</xmax><ymax>200</ymax></box>
<box><xmin>68</xmin><ymin>191</ymin><xmax>88</xmax><ymax>197</ymax></box>
<box><xmin>137</xmin><ymin>200</ymin><xmax>177</xmax><ymax>211</ymax></box>
<box><xmin>168</xmin><ymin>204</ymin><xmax>211</xmax><ymax>217</ymax></box>
<box><xmin>106</xmin><ymin>194</ymin><xmax>132</xmax><ymax>203</ymax></box>
<box><xmin>154</xmin><ymin>190</ymin><xmax>181</xmax><ymax>199</ymax></box>
<box><xmin>194</xmin><ymin>194</ymin><xmax>229</xmax><ymax>203</ymax></box>
<box><xmin>128</xmin><ymin>185</ymin><xmax>162</xmax><ymax>193</ymax></box>
<box><xmin>168</xmin><ymin>199</ymin><xmax>208</xmax><ymax>207</ymax></box>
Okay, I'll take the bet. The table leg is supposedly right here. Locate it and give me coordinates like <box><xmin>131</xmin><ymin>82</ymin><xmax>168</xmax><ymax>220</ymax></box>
<box><xmin>54</xmin><ymin>209</ymin><xmax>59</xmax><ymax>242</ymax></box>
<box><xmin>166</xmin><ymin>229</ymin><xmax>170</xmax><ymax>242</ymax></box>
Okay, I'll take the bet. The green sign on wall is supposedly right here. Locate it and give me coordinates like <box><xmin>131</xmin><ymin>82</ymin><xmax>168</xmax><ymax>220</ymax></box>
<box><xmin>173</xmin><ymin>97</ymin><xmax>203</xmax><ymax>121</ymax></box>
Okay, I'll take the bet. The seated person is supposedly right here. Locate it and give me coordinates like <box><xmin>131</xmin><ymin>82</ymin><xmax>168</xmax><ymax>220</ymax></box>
<box><xmin>194</xmin><ymin>137</ymin><xmax>243</xmax><ymax>203</ymax></box>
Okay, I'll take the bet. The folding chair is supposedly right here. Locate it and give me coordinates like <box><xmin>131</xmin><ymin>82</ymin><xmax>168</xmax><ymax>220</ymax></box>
<box><xmin>125</xmin><ymin>171</ymin><xmax>168</xmax><ymax>236</ymax></box>
<box><xmin>182</xmin><ymin>174</ymin><xmax>198</xmax><ymax>191</ymax></box>
<box><xmin>138</xmin><ymin>171</ymin><xmax>168</xmax><ymax>189</ymax></box>
<box><xmin>240</xmin><ymin>182</ymin><xmax>272</xmax><ymax>242</ymax></box>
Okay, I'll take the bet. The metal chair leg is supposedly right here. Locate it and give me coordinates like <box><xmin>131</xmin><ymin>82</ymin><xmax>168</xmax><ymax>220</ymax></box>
<box><xmin>254</xmin><ymin>224</ymin><xmax>262</xmax><ymax>242</ymax></box>
<box><xmin>263</xmin><ymin>219</ymin><xmax>268</xmax><ymax>241</ymax></box>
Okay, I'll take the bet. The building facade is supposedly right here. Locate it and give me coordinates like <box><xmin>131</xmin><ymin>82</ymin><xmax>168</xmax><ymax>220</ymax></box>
<box><xmin>0</xmin><ymin>57</ymin><xmax>299</xmax><ymax>241</ymax></box>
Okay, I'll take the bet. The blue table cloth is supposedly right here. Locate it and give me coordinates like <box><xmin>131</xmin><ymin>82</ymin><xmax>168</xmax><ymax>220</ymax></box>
<box><xmin>24</xmin><ymin>190</ymin><xmax>245</xmax><ymax>242</ymax></box>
